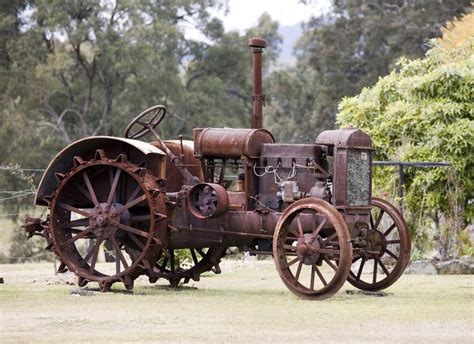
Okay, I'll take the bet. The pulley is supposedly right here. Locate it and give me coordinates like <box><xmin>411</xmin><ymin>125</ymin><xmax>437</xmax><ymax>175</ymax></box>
<box><xmin>187</xmin><ymin>183</ymin><xmax>229</xmax><ymax>219</ymax></box>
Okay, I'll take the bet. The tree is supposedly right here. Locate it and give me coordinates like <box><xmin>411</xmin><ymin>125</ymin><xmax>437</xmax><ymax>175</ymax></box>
<box><xmin>0</xmin><ymin>3</ymin><xmax>281</xmax><ymax>214</ymax></box>
<box><xmin>268</xmin><ymin>0</ymin><xmax>471</xmax><ymax>142</ymax></box>
<box><xmin>175</xmin><ymin>13</ymin><xmax>282</xmax><ymax>136</ymax></box>
<box><xmin>337</xmin><ymin>13</ymin><xmax>474</xmax><ymax>259</ymax></box>
<box><xmin>2</xmin><ymin>0</ymin><xmax>226</xmax><ymax>144</ymax></box>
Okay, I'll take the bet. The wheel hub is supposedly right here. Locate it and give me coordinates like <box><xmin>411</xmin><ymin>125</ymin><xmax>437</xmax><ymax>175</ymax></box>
<box><xmin>366</xmin><ymin>229</ymin><xmax>386</xmax><ymax>257</ymax></box>
<box><xmin>88</xmin><ymin>203</ymin><xmax>130</xmax><ymax>238</ymax></box>
<box><xmin>296</xmin><ymin>233</ymin><xmax>321</xmax><ymax>265</ymax></box>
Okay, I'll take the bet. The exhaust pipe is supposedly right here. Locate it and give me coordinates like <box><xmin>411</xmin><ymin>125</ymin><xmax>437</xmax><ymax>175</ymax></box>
<box><xmin>248</xmin><ymin>37</ymin><xmax>266</xmax><ymax>129</ymax></box>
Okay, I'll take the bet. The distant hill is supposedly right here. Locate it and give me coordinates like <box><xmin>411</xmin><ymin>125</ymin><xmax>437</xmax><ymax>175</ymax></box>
<box><xmin>277</xmin><ymin>23</ymin><xmax>303</xmax><ymax>67</ymax></box>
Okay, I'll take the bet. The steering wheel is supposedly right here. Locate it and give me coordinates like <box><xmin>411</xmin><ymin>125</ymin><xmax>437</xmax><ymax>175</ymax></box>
<box><xmin>124</xmin><ymin>105</ymin><xmax>167</xmax><ymax>139</ymax></box>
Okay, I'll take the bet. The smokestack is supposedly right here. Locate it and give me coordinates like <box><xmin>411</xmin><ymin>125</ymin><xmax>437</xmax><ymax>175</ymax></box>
<box><xmin>248</xmin><ymin>37</ymin><xmax>266</xmax><ymax>129</ymax></box>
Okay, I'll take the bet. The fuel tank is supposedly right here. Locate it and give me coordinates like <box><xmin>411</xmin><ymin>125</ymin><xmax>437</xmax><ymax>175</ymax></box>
<box><xmin>193</xmin><ymin>128</ymin><xmax>274</xmax><ymax>159</ymax></box>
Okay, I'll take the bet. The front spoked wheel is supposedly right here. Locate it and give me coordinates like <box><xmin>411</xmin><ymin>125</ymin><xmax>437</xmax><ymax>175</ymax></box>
<box><xmin>273</xmin><ymin>198</ymin><xmax>352</xmax><ymax>300</ymax></box>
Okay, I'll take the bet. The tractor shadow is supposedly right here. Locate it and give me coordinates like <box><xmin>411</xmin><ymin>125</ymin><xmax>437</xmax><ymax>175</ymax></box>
<box><xmin>345</xmin><ymin>290</ymin><xmax>393</xmax><ymax>297</ymax></box>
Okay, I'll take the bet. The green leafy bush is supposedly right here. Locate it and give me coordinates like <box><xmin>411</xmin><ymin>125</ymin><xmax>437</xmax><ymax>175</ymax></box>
<box><xmin>337</xmin><ymin>14</ymin><xmax>473</xmax><ymax>259</ymax></box>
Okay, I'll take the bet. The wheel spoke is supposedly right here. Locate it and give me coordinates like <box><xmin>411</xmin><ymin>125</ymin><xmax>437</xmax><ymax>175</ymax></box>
<box><xmin>64</xmin><ymin>218</ymin><xmax>90</xmax><ymax>228</ymax></box>
<box><xmin>130</xmin><ymin>214</ymin><xmax>151</xmax><ymax>222</ymax></box>
<box><xmin>111</xmin><ymin>236</ymin><xmax>129</xmax><ymax>271</ymax></box>
<box><xmin>385</xmin><ymin>248</ymin><xmax>399</xmax><ymax>260</ymax></box>
<box><xmin>383</xmin><ymin>223</ymin><xmax>396</xmax><ymax>237</ymax></box>
<box><xmin>373</xmin><ymin>259</ymin><xmax>378</xmax><ymax>284</ymax></box>
<box><xmin>318</xmin><ymin>248</ymin><xmax>340</xmax><ymax>256</ymax></box>
<box><xmin>373</xmin><ymin>209</ymin><xmax>384</xmax><ymax>231</ymax></box>
<box><xmin>323</xmin><ymin>256</ymin><xmax>338</xmax><ymax>271</ymax></box>
<box><xmin>310</xmin><ymin>217</ymin><xmax>327</xmax><ymax>243</ymax></box>
<box><xmin>126</xmin><ymin>232</ymin><xmax>145</xmax><ymax>250</ymax></box>
<box><xmin>310</xmin><ymin>265</ymin><xmax>315</xmax><ymax>290</ymax></box>
<box><xmin>107</xmin><ymin>168</ymin><xmax>121</xmax><ymax>206</ymax></box>
<box><xmin>115</xmin><ymin>250</ymin><xmax>121</xmax><ymax>274</ymax></box>
<box><xmin>314</xmin><ymin>265</ymin><xmax>327</xmax><ymax>286</ymax></box>
<box><xmin>159</xmin><ymin>256</ymin><xmax>169</xmax><ymax>271</ymax></box>
<box><xmin>82</xmin><ymin>172</ymin><xmax>99</xmax><ymax>207</ymax></box>
<box><xmin>61</xmin><ymin>226</ymin><xmax>95</xmax><ymax>248</ymax></box>
<box><xmin>127</xmin><ymin>184</ymin><xmax>142</xmax><ymax>204</ymax></box>
<box><xmin>169</xmin><ymin>249</ymin><xmax>175</xmax><ymax>273</ymax></box>
<box><xmin>296</xmin><ymin>216</ymin><xmax>304</xmax><ymax>238</ymax></box>
<box><xmin>88</xmin><ymin>238</ymin><xmax>103</xmax><ymax>273</ymax></box>
<box><xmin>352</xmin><ymin>256</ymin><xmax>362</xmax><ymax>263</ymax></box>
<box><xmin>295</xmin><ymin>260</ymin><xmax>303</xmax><ymax>283</ymax></box>
<box><xmin>75</xmin><ymin>184</ymin><xmax>92</xmax><ymax>203</ymax></box>
<box><xmin>385</xmin><ymin>239</ymin><xmax>401</xmax><ymax>244</ymax></box>
<box><xmin>356</xmin><ymin>256</ymin><xmax>366</xmax><ymax>280</ymax></box>
<box><xmin>284</xmin><ymin>244</ymin><xmax>297</xmax><ymax>252</ymax></box>
<box><xmin>117</xmin><ymin>223</ymin><xmax>151</xmax><ymax>239</ymax></box>
<box><xmin>190</xmin><ymin>248</ymin><xmax>199</xmax><ymax>265</ymax></box>
<box><xmin>116</xmin><ymin>194</ymin><xmax>147</xmax><ymax>214</ymax></box>
<box><xmin>323</xmin><ymin>231</ymin><xmax>338</xmax><ymax>245</ymax></box>
<box><xmin>58</xmin><ymin>202</ymin><xmax>90</xmax><ymax>217</ymax></box>
<box><xmin>286</xmin><ymin>257</ymin><xmax>300</xmax><ymax>268</ymax></box>
<box><xmin>375</xmin><ymin>256</ymin><xmax>389</xmax><ymax>276</ymax></box>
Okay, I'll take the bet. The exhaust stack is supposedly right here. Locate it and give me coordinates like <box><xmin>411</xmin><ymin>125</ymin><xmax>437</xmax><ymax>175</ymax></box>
<box><xmin>248</xmin><ymin>37</ymin><xmax>266</xmax><ymax>129</ymax></box>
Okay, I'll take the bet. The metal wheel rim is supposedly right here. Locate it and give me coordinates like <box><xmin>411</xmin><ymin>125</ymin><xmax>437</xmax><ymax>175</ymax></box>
<box><xmin>49</xmin><ymin>158</ymin><xmax>166</xmax><ymax>284</ymax></box>
<box><xmin>273</xmin><ymin>198</ymin><xmax>352</xmax><ymax>300</ymax></box>
<box><xmin>347</xmin><ymin>197</ymin><xmax>411</xmax><ymax>291</ymax></box>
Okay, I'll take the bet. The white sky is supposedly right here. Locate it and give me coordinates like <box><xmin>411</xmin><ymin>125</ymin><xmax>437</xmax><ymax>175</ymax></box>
<box><xmin>183</xmin><ymin>0</ymin><xmax>331</xmax><ymax>40</ymax></box>
<box><xmin>213</xmin><ymin>0</ymin><xmax>332</xmax><ymax>31</ymax></box>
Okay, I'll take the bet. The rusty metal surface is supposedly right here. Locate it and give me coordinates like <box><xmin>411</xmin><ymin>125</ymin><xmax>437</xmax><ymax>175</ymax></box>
<box><xmin>315</xmin><ymin>128</ymin><xmax>374</xmax><ymax>149</ymax></box>
<box><xmin>34</xmin><ymin>136</ymin><xmax>166</xmax><ymax>206</ymax></box>
<box><xmin>153</xmin><ymin>140</ymin><xmax>203</xmax><ymax>192</ymax></box>
<box><xmin>25</xmin><ymin>36</ymin><xmax>410</xmax><ymax>299</ymax></box>
<box><xmin>46</xmin><ymin>151</ymin><xmax>168</xmax><ymax>291</ymax></box>
<box><xmin>193</xmin><ymin>128</ymin><xmax>274</xmax><ymax>159</ymax></box>
<box><xmin>347</xmin><ymin>197</ymin><xmax>411</xmax><ymax>291</ymax></box>
<box><xmin>273</xmin><ymin>198</ymin><xmax>353</xmax><ymax>300</ymax></box>
<box><xmin>248</xmin><ymin>37</ymin><xmax>266</xmax><ymax>129</ymax></box>
<box><xmin>188</xmin><ymin>183</ymin><xmax>229</xmax><ymax>219</ymax></box>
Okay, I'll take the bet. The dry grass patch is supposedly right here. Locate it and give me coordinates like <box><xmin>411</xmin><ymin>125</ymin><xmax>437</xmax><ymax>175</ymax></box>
<box><xmin>1</xmin><ymin>260</ymin><xmax>473</xmax><ymax>343</ymax></box>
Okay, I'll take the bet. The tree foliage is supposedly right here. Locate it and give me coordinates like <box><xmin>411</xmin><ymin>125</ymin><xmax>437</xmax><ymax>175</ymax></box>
<box><xmin>268</xmin><ymin>0</ymin><xmax>471</xmax><ymax>142</ymax></box>
<box><xmin>0</xmin><ymin>1</ymin><xmax>281</xmax><ymax>214</ymax></box>
<box><xmin>337</xmin><ymin>13</ymin><xmax>474</xmax><ymax>258</ymax></box>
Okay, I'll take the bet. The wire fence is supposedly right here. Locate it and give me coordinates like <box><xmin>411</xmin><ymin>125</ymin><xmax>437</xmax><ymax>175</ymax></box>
<box><xmin>0</xmin><ymin>166</ymin><xmax>45</xmax><ymax>172</ymax></box>
<box><xmin>0</xmin><ymin>165</ymin><xmax>42</xmax><ymax>203</ymax></box>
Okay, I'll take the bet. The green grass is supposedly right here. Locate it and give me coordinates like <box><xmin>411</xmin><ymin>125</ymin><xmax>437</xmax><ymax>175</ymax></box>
<box><xmin>0</xmin><ymin>260</ymin><xmax>473</xmax><ymax>343</ymax></box>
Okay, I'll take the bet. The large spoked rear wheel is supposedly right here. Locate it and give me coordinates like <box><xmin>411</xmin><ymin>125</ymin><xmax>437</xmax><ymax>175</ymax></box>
<box><xmin>348</xmin><ymin>197</ymin><xmax>411</xmax><ymax>291</ymax></box>
<box><xmin>48</xmin><ymin>152</ymin><xmax>167</xmax><ymax>291</ymax></box>
<box><xmin>273</xmin><ymin>198</ymin><xmax>352</xmax><ymax>300</ymax></box>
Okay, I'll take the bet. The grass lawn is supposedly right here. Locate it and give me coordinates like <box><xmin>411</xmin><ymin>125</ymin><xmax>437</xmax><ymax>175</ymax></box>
<box><xmin>0</xmin><ymin>260</ymin><xmax>473</xmax><ymax>343</ymax></box>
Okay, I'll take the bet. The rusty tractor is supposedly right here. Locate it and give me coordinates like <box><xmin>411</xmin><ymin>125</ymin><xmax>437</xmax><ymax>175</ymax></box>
<box><xmin>25</xmin><ymin>37</ymin><xmax>410</xmax><ymax>300</ymax></box>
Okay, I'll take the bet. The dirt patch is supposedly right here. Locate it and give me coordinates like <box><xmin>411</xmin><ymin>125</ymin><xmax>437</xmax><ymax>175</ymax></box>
<box><xmin>32</xmin><ymin>272</ymin><xmax>77</xmax><ymax>286</ymax></box>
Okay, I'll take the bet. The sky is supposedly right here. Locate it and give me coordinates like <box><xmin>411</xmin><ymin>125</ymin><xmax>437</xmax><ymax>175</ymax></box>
<box><xmin>212</xmin><ymin>0</ymin><xmax>332</xmax><ymax>32</ymax></box>
<box><xmin>184</xmin><ymin>0</ymin><xmax>331</xmax><ymax>41</ymax></box>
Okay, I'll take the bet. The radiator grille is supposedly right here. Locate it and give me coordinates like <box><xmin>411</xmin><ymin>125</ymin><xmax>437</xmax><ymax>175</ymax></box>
<box><xmin>346</xmin><ymin>150</ymin><xmax>371</xmax><ymax>206</ymax></box>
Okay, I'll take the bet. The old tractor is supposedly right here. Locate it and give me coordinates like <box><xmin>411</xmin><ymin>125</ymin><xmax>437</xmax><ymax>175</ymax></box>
<box><xmin>25</xmin><ymin>37</ymin><xmax>410</xmax><ymax>300</ymax></box>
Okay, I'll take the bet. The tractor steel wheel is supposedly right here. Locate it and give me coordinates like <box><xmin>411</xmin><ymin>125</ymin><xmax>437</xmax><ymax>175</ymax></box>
<box><xmin>273</xmin><ymin>198</ymin><xmax>352</xmax><ymax>300</ymax></box>
<box><xmin>347</xmin><ymin>197</ymin><xmax>411</xmax><ymax>291</ymax></box>
<box><xmin>148</xmin><ymin>247</ymin><xmax>227</xmax><ymax>287</ymax></box>
<box><xmin>48</xmin><ymin>152</ymin><xmax>167</xmax><ymax>291</ymax></box>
